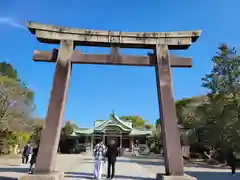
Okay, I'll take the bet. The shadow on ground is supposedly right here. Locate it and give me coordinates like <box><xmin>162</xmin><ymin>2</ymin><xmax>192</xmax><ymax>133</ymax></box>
<box><xmin>124</xmin><ymin>155</ymin><xmax>162</xmax><ymax>160</ymax></box>
<box><xmin>186</xmin><ymin>171</ymin><xmax>239</xmax><ymax>180</ymax></box>
<box><xmin>0</xmin><ymin>167</ymin><xmax>28</xmax><ymax>173</ymax></box>
<box><xmin>118</xmin><ymin>158</ymin><xmax>165</xmax><ymax>166</ymax></box>
<box><xmin>128</xmin><ymin>156</ymin><xmax>235</xmax><ymax>170</ymax></box>
<box><xmin>65</xmin><ymin>172</ymin><xmax>155</xmax><ymax>180</ymax></box>
<box><xmin>65</xmin><ymin>171</ymin><xmax>238</xmax><ymax>179</ymax></box>
<box><xmin>0</xmin><ymin>177</ymin><xmax>17</xmax><ymax>180</ymax></box>
<box><xmin>184</xmin><ymin>162</ymin><xmax>229</xmax><ymax>169</ymax></box>
<box><xmin>82</xmin><ymin>158</ymin><xmax>93</xmax><ymax>161</ymax></box>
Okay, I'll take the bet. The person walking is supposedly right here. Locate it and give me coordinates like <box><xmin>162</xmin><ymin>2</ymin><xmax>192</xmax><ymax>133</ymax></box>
<box><xmin>227</xmin><ymin>147</ymin><xmax>236</xmax><ymax>176</ymax></box>
<box><xmin>22</xmin><ymin>143</ymin><xmax>31</xmax><ymax>164</ymax></box>
<box><xmin>28</xmin><ymin>146</ymin><xmax>33</xmax><ymax>164</ymax></box>
<box><xmin>29</xmin><ymin>145</ymin><xmax>39</xmax><ymax>174</ymax></box>
<box><xmin>106</xmin><ymin>140</ymin><xmax>119</xmax><ymax>180</ymax></box>
<box><xmin>93</xmin><ymin>140</ymin><xmax>107</xmax><ymax>180</ymax></box>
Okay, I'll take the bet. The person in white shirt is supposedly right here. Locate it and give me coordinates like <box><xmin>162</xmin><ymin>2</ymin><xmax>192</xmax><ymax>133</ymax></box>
<box><xmin>93</xmin><ymin>141</ymin><xmax>107</xmax><ymax>179</ymax></box>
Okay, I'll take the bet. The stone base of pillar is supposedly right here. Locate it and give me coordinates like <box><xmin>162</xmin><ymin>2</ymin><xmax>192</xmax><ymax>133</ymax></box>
<box><xmin>156</xmin><ymin>174</ymin><xmax>197</xmax><ymax>180</ymax></box>
<box><xmin>18</xmin><ymin>172</ymin><xmax>64</xmax><ymax>180</ymax></box>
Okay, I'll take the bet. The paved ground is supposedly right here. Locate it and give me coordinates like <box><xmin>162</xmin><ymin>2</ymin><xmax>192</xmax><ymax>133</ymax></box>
<box><xmin>127</xmin><ymin>156</ymin><xmax>240</xmax><ymax>180</ymax></box>
<box><xmin>65</xmin><ymin>156</ymin><xmax>157</xmax><ymax>180</ymax></box>
<box><xmin>0</xmin><ymin>153</ymin><xmax>240</xmax><ymax>180</ymax></box>
<box><xmin>66</xmin><ymin>154</ymin><xmax>240</xmax><ymax>180</ymax></box>
<box><xmin>0</xmin><ymin>154</ymin><xmax>82</xmax><ymax>180</ymax></box>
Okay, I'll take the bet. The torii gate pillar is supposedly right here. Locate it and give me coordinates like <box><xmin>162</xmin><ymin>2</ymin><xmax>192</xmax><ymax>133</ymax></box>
<box><xmin>34</xmin><ymin>40</ymin><xmax>73</xmax><ymax>173</ymax></box>
<box><xmin>155</xmin><ymin>45</ymin><xmax>197</xmax><ymax>180</ymax></box>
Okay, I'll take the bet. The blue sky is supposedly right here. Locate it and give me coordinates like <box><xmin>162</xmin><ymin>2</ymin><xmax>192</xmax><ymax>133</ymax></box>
<box><xmin>0</xmin><ymin>0</ymin><xmax>239</xmax><ymax>127</ymax></box>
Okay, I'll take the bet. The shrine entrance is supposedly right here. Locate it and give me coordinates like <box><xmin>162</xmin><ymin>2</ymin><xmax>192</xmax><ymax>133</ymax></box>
<box><xmin>105</xmin><ymin>136</ymin><xmax>120</xmax><ymax>147</ymax></box>
<box><xmin>26</xmin><ymin>21</ymin><xmax>201</xmax><ymax>180</ymax></box>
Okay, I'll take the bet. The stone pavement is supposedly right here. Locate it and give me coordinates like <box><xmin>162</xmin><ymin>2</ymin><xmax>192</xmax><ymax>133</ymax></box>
<box><xmin>127</xmin><ymin>156</ymin><xmax>240</xmax><ymax>180</ymax></box>
<box><xmin>1</xmin><ymin>153</ymin><xmax>240</xmax><ymax>180</ymax></box>
<box><xmin>0</xmin><ymin>154</ymin><xmax>83</xmax><ymax>180</ymax></box>
<box><xmin>65</xmin><ymin>153</ymin><xmax>240</xmax><ymax>180</ymax></box>
<box><xmin>65</xmin><ymin>155</ymin><xmax>157</xmax><ymax>180</ymax></box>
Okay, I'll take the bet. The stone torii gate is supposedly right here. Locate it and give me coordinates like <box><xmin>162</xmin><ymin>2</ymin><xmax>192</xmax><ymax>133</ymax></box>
<box><xmin>22</xmin><ymin>21</ymin><xmax>201</xmax><ymax>180</ymax></box>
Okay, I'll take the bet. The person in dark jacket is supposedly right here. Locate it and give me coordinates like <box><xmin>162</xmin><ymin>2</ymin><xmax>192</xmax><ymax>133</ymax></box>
<box><xmin>22</xmin><ymin>143</ymin><xmax>31</xmax><ymax>164</ymax></box>
<box><xmin>227</xmin><ymin>148</ymin><xmax>236</xmax><ymax>176</ymax></box>
<box><xmin>29</xmin><ymin>145</ymin><xmax>39</xmax><ymax>174</ymax></box>
<box><xmin>106</xmin><ymin>140</ymin><xmax>119</xmax><ymax>180</ymax></box>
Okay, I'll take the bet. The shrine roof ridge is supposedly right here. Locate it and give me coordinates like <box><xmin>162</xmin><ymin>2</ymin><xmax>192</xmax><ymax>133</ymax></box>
<box><xmin>26</xmin><ymin>21</ymin><xmax>202</xmax><ymax>50</ymax></box>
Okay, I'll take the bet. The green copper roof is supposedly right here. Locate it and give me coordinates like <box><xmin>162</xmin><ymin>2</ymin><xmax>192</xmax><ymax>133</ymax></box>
<box><xmin>112</xmin><ymin>113</ymin><xmax>133</xmax><ymax>129</ymax></box>
<box><xmin>93</xmin><ymin>113</ymin><xmax>133</xmax><ymax>131</ymax></box>
<box><xmin>71</xmin><ymin>128</ymin><xmax>94</xmax><ymax>135</ymax></box>
<box><xmin>71</xmin><ymin>127</ymin><xmax>152</xmax><ymax>136</ymax></box>
<box><xmin>130</xmin><ymin>129</ymin><xmax>152</xmax><ymax>135</ymax></box>
<box><xmin>94</xmin><ymin>120</ymin><xmax>105</xmax><ymax>128</ymax></box>
<box><xmin>70</xmin><ymin>111</ymin><xmax>153</xmax><ymax>136</ymax></box>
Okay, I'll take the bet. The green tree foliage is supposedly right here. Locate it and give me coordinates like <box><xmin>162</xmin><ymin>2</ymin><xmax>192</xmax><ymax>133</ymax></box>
<box><xmin>200</xmin><ymin>44</ymin><xmax>240</xmax><ymax>150</ymax></box>
<box><xmin>176</xmin><ymin>98</ymin><xmax>194</xmax><ymax>125</ymax></box>
<box><xmin>149</xmin><ymin>130</ymin><xmax>162</xmax><ymax>153</ymax></box>
<box><xmin>119</xmin><ymin>115</ymin><xmax>154</xmax><ymax>130</ymax></box>
<box><xmin>177</xmin><ymin>44</ymin><xmax>240</xmax><ymax>161</ymax></box>
<box><xmin>148</xmin><ymin>118</ymin><xmax>162</xmax><ymax>153</ymax></box>
<box><xmin>144</xmin><ymin>124</ymin><xmax>153</xmax><ymax>130</ymax></box>
<box><xmin>0</xmin><ymin>62</ymin><xmax>36</xmax><ymax>153</ymax></box>
<box><xmin>0</xmin><ymin>62</ymin><xmax>34</xmax><ymax>105</ymax></box>
<box><xmin>202</xmin><ymin>44</ymin><xmax>240</xmax><ymax>97</ymax></box>
<box><xmin>0</xmin><ymin>62</ymin><xmax>36</xmax><ymax>154</ymax></box>
<box><xmin>155</xmin><ymin>118</ymin><xmax>160</xmax><ymax>128</ymax></box>
<box><xmin>30</xmin><ymin>120</ymin><xmax>76</xmax><ymax>146</ymax></box>
<box><xmin>59</xmin><ymin>121</ymin><xmax>77</xmax><ymax>153</ymax></box>
<box><xmin>196</xmin><ymin>95</ymin><xmax>236</xmax><ymax>146</ymax></box>
<box><xmin>30</xmin><ymin>125</ymin><xmax>43</xmax><ymax>145</ymax></box>
<box><xmin>7</xmin><ymin>131</ymin><xmax>30</xmax><ymax>148</ymax></box>
<box><xmin>61</xmin><ymin>121</ymin><xmax>74</xmax><ymax>139</ymax></box>
<box><xmin>0</xmin><ymin>62</ymin><xmax>18</xmax><ymax>80</ymax></box>
<box><xmin>119</xmin><ymin>116</ymin><xmax>146</xmax><ymax>128</ymax></box>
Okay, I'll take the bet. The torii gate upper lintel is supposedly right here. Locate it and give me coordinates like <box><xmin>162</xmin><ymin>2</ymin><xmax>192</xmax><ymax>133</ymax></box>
<box><xmin>27</xmin><ymin>21</ymin><xmax>201</xmax><ymax>50</ymax></box>
<box><xmin>26</xmin><ymin>21</ymin><xmax>201</xmax><ymax>180</ymax></box>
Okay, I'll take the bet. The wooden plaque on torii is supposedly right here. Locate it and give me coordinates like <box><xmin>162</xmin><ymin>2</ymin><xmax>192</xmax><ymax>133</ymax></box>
<box><xmin>27</xmin><ymin>21</ymin><xmax>201</xmax><ymax>178</ymax></box>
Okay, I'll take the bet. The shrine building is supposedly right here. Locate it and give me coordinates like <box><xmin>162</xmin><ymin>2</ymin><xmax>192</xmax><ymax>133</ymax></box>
<box><xmin>69</xmin><ymin>111</ymin><xmax>153</xmax><ymax>152</ymax></box>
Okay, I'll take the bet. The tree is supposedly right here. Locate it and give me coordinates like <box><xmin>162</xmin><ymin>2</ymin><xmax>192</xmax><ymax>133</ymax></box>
<box><xmin>0</xmin><ymin>62</ymin><xmax>35</xmax><ymax>154</ymax></box>
<box><xmin>30</xmin><ymin>125</ymin><xmax>43</xmax><ymax>144</ymax></box>
<box><xmin>171</xmin><ymin>44</ymin><xmax>240</xmax><ymax>161</ymax></box>
<box><xmin>144</xmin><ymin>124</ymin><xmax>153</xmax><ymax>130</ymax></box>
<box><xmin>8</xmin><ymin>131</ymin><xmax>30</xmax><ymax>149</ymax></box>
<box><xmin>194</xmin><ymin>95</ymin><xmax>234</xmax><ymax>158</ymax></box>
<box><xmin>0</xmin><ymin>62</ymin><xmax>18</xmax><ymax>80</ymax></box>
<box><xmin>201</xmin><ymin>44</ymin><xmax>240</xmax><ymax>142</ymax></box>
<box><xmin>119</xmin><ymin>116</ymin><xmax>146</xmax><ymax>128</ymax></box>
<box><xmin>59</xmin><ymin>121</ymin><xmax>75</xmax><ymax>153</ymax></box>
<box><xmin>202</xmin><ymin>44</ymin><xmax>240</xmax><ymax>97</ymax></box>
<box><xmin>175</xmin><ymin>98</ymin><xmax>196</xmax><ymax>125</ymax></box>
<box><xmin>148</xmin><ymin>118</ymin><xmax>162</xmax><ymax>153</ymax></box>
<box><xmin>0</xmin><ymin>62</ymin><xmax>34</xmax><ymax>105</ymax></box>
<box><xmin>155</xmin><ymin>118</ymin><xmax>160</xmax><ymax>128</ymax></box>
<box><xmin>0</xmin><ymin>76</ymin><xmax>35</xmax><ymax>130</ymax></box>
<box><xmin>190</xmin><ymin>44</ymin><xmax>240</xmax><ymax>161</ymax></box>
<box><xmin>61</xmin><ymin>121</ymin><xmax>74</xmax><ymax>139</ymax></box>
